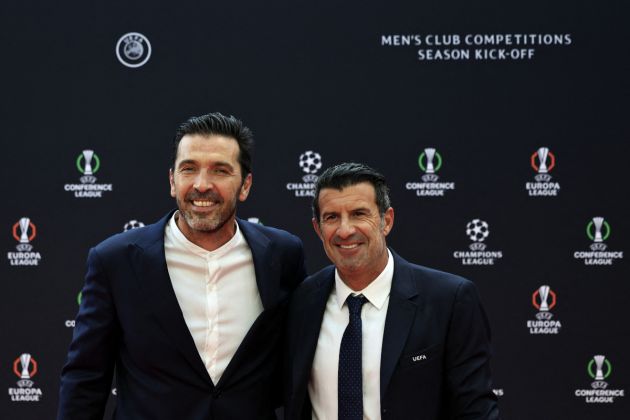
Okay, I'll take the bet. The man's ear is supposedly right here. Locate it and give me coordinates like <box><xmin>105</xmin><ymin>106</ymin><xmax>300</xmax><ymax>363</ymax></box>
<box><xmin>382</xmin><ymin>207</ymin><xmax>394</xmax><ymax>236</ymax></box>
<box><xmin>312</xmin><ymin>218</ymin><xmax>323</xmax><ymax>241</ymax></box>
<box><xmin>239</xmin><ymin>173</ymin><xmax>253</xmax><ymax>201</ymax></box>
<box><xmin>169</xmin><ymin>169</ymin><xmax>175</xmax><ymax>198</ymax></box>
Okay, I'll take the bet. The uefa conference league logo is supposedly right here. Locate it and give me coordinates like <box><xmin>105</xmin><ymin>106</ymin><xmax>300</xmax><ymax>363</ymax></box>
<box><xmin>452</xmin><ymin>219</ymin><xmax>503</xmax><ymax>265</ymax></box>
<box><xmin>527</xmin><ymin>285</ymin><xmax>561</xmax><ymax>334</ymax></box>
<box><xmin>7</xmin><ymin>217</ymin><xmax>41</xmax><ymax>266</ymax></box>
<box><xmin>8</xmin><ymin>353</ymin><xmax>43</xmax><ymax>402</ymax></box>
<box><xmin>286</xmin><ymin>150</ymin><xmax>322</xmax><ymax>197</ymax></box>
<box><xmin>573</xmin><ymin>217</ymin><xmax>623</xmax><ymax>265</ymax></box>
<box><xmin>64</xmin><ymin>149</ymin><xmax>113</xmax><ymax>198</ymax></box>
<box><xmin>525</xmin><ymin>146</ymin><xmax>560</xmax><ymax>196</ymax></box>
<box><xmin>574</xmin><ymin>355</ymin><xmax>625</xmax><ymax>403</ymax></box>
<box><xmin>405</xmin><ymin>147</ymin><xmax>455</xmax><ymax>197</ymax></box>
<box><xmin>116</xmin><ymin>32</ymin><xmax>151</xmax><ymax>68</ymax></box>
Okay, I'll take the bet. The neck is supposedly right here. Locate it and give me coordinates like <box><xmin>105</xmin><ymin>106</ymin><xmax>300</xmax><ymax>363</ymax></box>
<box><xmin>338</xmin><ymin>252</ymin><xmax>389</xmax><ymax>291</ymax></box>
<box><xmin>176</xmin><ymin>213</ymin><xmax>237</xmax><ymax>252</ymax></box>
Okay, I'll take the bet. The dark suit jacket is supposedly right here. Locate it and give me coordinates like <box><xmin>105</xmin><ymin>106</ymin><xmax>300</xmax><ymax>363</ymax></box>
<box><xmin>285</xmin><ymin>251</ymin><xmax>499</xmax><ymax>420</ymax></box>
<box><xmin>59</xmin><ymin>211</ymin><xmax>306</xmax><ymax>420</ymax></box>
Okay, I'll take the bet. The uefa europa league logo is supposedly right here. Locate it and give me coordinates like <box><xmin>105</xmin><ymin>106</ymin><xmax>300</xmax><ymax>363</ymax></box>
<box><xmin>419</xmin><ymin>148</ymin><xmax>441</xmax><ymax>182</ymax></box>
<box><xmin>76</xmin><ymin>149</ymin><xmax>100</xmax><ymax>184</ymax></box>
<box><xmin>533</xmin><ymin>285</ymin><xmax>556</xmax><ymax>320</ymax></box>
<box><xmin>587</xmin><ymin>217</ymin><xmax>610</xmax><ymax>251</ymax></box>
<box><xmin>13</xmin><ymin>353</ymin><xmax>37</xmax><ymax>388</ymax></box>
<box><xmin>589</xmin><ymin>355</ymin><xmax>611</xmax><ymax>389</ymax></box>
<box><xmin>531</xmin><ymin>147</ymin><xmax>555</xmax><ymax>182</ymax></box>
<box><xmin>12</xmin><ymin>217</ymin><xmax>36</xmax><ymax>252</ymax></box>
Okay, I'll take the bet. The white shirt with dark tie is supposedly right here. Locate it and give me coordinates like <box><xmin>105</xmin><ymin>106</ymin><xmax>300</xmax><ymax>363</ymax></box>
<box><xmin>309</xmin><ymin>250</ymin><xmax>394</xmax><ymax>420</ymax></box>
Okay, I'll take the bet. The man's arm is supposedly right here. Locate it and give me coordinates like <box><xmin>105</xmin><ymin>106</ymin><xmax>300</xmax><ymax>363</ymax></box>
<box><xmin>58</xmin><ymin>247</ymin><xmax>118</xmax><ymax>420</ymax></box>
<box><xmin>444</xmin><ymin>280</ymin><xmax>500</xmax><ymax>419</ymax></box>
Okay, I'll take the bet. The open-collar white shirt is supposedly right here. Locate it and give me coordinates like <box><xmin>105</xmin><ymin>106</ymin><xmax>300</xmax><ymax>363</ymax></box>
<box><xmin>164</xmin><ymin>212</ymin><xmax>262</xmax><ymax>384</ymax></box>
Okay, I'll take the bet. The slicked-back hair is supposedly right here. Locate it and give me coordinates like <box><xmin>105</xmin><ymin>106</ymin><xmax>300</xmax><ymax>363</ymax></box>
<box><xmin>172</xmin><ymin>112</ymin><xmax>254</xmax><ymax>181</ymax></box>
<box><xmin>312</xmin><ymin>162</ymin><xmax>391</xmax><ymax>222</ymax></box>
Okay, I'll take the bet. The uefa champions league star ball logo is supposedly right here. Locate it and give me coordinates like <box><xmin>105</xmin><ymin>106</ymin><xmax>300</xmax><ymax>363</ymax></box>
<box><xmin>453</xmin><ymin>218</ymin><xmax>502</xmax><ymax>265</ymax></box>
<box><xmin>466</xmin><ymin>219</ymin><xmax>489</xmax><ymax>249</ymax></box>
<box><xmin>299</xmin><ymin>151</ymin><xmax>322</xmax><ymax>175</ymax></box>
<box><xmin>116</xmin><ymin>32</ymin><xmax>152</xmax><ymax>68</ymax></box>
<box><xmin>123</xmin><ymin>220</ymin><xmax>145</xmax><ymax>232</ymax></box>
<box><xmin>286</xmin><ymin>150</ymin><xmax>322</xmax><ymax>197</ymax></box>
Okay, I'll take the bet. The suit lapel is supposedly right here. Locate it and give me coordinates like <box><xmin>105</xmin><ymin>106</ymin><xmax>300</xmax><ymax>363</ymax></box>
<box><xmin>380</xmin><ymin>252</ymin><xmax>420</xmax><ymax>400</ymax></box>
<box><xmin>130</xmin><ymin>211</ymin><xmax>214</xmax><ymax>387</ymax></box>
<box><xmin>237</xmin><ymin>219</ymin><xmax>279</xmax><ymax>310</ymax></box>
<box><xmin>292</xmin><ymin>270</ymin><xmax>334</xmax><ymax>403</ymax></box>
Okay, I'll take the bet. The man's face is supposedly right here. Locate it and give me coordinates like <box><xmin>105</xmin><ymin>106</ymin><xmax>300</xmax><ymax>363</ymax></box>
<box><xmin>170</xmin><ymin>134</ymin><xmax>252</xmax><ymax>237</ymax></box>
<box><xmin>313</xmin><ymin>182</ymin><xmax>394</xmax><ymax>282</ymax></box>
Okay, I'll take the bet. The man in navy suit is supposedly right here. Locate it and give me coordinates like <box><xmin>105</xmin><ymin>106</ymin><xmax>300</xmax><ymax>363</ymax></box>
<box><xmin>58</xmin><ymin>113</ymin><xmax>306</xmax><ymax>419</ymax></box>
<box><xmin>285</xmin><ymin>162</ymin><xmax>499</xmax><ymax>419</ymax></box>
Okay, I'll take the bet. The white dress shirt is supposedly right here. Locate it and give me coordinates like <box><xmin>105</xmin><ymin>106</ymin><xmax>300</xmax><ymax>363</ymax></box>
<box><xmin>164</xmin><ymin>212</ymin><xmax>263</xmax><ymax>384</ymax></box>
<box><xmin>309</xmin><ymin>250</ymin><xmax>394</xmax><ymax>420</ymax></box>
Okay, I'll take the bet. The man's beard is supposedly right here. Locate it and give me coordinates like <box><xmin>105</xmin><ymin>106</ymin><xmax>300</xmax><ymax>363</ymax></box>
<box><xmin>178</xmin><ymin>191</ymin><xmax>237</xmax><ymax>233</ymax></box>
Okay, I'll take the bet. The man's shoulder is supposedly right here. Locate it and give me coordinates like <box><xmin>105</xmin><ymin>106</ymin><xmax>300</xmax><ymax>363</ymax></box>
<box><xmin>92</xmin><ymin>213</ymin><xmax>169</xmax><ymax>256</ymax></box>
<box><xmin>393</xmin><ymin>252</ymin><xmax>473</xmax><ymax>294</ymax></box>
<box><xmin>294</xmin><ymin>265</ymin><xmax>334</xmax><ymax>296</ymax></box>
<box><xmin>238</xmin><ymin>218</ymin><xmax>303</xmax><ymax>247</ymax></box>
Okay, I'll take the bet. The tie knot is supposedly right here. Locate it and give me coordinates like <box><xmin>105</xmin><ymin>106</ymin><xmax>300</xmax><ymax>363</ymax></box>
<box><xmin>346</xmin><ymin>294</ymin><xmax>367</xmax><ymax>315</ymax></box>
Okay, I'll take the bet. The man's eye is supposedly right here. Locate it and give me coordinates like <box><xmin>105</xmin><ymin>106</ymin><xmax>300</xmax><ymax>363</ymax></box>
<box><xmin>180</xmin><ymin>167</ymin><xmax>195</xmax><ymax>173</ymax></box>
<box><xmin>213</xmin><ymin>168</ymin><xmax>231</xmax><ymax>176</ymax></box>
<box><xmin>324</xmin><ymin>215</ymin><xmax>337</xmax><ymax>222</ymax></box>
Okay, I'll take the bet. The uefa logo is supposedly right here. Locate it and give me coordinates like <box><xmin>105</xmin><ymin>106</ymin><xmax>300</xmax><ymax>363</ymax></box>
<box><xmin>466</xmin><ymin>219</ymin><xmax>489</xmax><ymax>251</ymax></box>
<box><xmin>532</xmin><ymin>285</ymin><xmax>556</xmax><ymax>320</ymax></box>
<box><xmin>419</xmin><ymin>147</ymin><xmax>442</xmax><ymax>182</ymax></box>
<box><xmin>13</xmin><ymin>353</ymin><xmax>38</xmax><ymax>388</ymax></box>
<box><xmin>12</xmin><ymin>217</ymin><xmax>36</xmax><ymax>252</ymax></box>
<box><xmin>298</xmin><ymin>150</ymin><xmax>322</xmax><ymax>181</ymax></box>
<box><xmin>587</xmin><ymin>217</ymin><xmax>610</xmax><ymax>251</ymax></box>
<box><xmin>528</xmin><ymin>285</ymin><xmax>561</xmax><ymax>334</ymax></box>
<box><xmin>76</xmin><ymin>149</ymin><xmax>100</xmax><ymax>184</ymax></box>
<box><xmin>287</xmin><ymin>150</ymin><xmax>322</xmax><ymax>197</ymax></box>
<box><xmin>9</xmin><ymin>353</ymin><xmax>43</xmax><ymax>401</ymax></box>
<box><xmin>575</xmin><ymin>354</ymin><xmax>625</xmax><ymax>403</ymax></box>
<box><xmin>8</xmin><ymin>217</ymin><xmax>41</xmax><ymax>266</ymax></box>
<box><xmin>116</xmin><ymin>32</ymin><xmax>152</xmax><ymax>68</ymax></box>
<box><xmin>530</xmin><ymin>146</ymin><xmax>555</xmax><ymax>182</ymax></box>
<box><xmin>588</xmin><ymin>355</ymin><xmax>612</xmax><ymax>390</ymax></box>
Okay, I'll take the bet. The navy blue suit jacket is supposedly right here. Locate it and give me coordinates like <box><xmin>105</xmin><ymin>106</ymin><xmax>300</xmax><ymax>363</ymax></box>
<box><xmin>285</xmin><ymin>251</ymin><xmax>499</xmax><ymax>420</ymax></box>
<box><xmin>59</xmin><ymin>211</ymin><xmax>306</xmax><ymax>420</ymax></box>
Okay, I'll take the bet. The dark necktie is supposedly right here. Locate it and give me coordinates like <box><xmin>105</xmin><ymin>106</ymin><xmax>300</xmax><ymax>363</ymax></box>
<box><xmin>338</xmin><ymin>294</ymin><xmax>368</xmax><ymax>420</ymax></box>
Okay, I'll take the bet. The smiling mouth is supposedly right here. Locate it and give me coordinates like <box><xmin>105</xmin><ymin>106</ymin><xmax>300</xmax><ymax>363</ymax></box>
<box><xmin>192</xmin><ymin>200</ymin><xmax>217</xmax><ymax>207</ymax></box>
<box><xmin>338</xmin><ymin>244</ymin><xmax>360</xmax><ymax>249</ymax></box>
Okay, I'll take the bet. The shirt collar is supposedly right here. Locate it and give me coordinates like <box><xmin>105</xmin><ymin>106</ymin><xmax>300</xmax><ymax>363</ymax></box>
<box><xmin>334</xmin><ymin>249</ymin><xmax>393</xmax><ymax>311</ymax></box>
<box><xmin>168</xmin><ymin>211</ymin><xmax>242</xmax><ymax>258</ymax></box>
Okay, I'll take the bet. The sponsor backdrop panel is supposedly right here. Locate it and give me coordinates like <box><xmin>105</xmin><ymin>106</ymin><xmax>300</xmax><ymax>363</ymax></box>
<box><xmin>1</xmin><ymin>0</ymin><xmax>628</xmax><ymax>419</ymax></box>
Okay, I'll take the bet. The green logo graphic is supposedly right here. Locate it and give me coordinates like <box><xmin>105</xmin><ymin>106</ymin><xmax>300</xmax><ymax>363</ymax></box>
<box><xmin>76</xmin><ymin>152</ymin><xmax>101</xmax><ymax>174</ymax></box>
<box><xmin>588</xmin><ymin>358</ymin><xmax>612</xmax><ymax>380</ymax></box>
<box><xmin>418</xmin><ymin>150</ymin><xmax>442</xmax><ymax>173</ymax></box>
<box><xmin>77</xmin><ymin>291</ymin><xmax>83</xmax><ymax>306</ymax></box>
<box><xmin>586</xmin><ymin>219</ymin><xmax>611</xmax><ymax>242</ymax></box>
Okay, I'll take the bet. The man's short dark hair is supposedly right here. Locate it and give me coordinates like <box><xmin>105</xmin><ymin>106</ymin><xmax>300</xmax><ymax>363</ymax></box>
<box><xmin>312</xmin><ymin>162</ymin><xmax>391</xmax><ymax>222</ymax></box>
<box><xmin>172</xmin><ymin>112</ymin><xmax>254</xmax><ymax>181</ymax></box>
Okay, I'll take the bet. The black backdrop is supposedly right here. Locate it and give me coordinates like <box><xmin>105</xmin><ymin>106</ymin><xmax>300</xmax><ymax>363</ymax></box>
<box><xmin>1</xmin><ymin>0</ymin><xmax>628</xmax><ymax>419</ymax></box>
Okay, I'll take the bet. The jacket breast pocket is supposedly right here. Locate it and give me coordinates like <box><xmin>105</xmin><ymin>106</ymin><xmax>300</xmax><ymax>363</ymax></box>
<box><xmin>398</xmin><ymin>343</ymin><xmax>443</xmax><ymax>370</ymax></box>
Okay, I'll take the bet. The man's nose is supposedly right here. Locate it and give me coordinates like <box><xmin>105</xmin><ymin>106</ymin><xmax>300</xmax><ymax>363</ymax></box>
<box><xmin>193</xmin><ymin>171</ymin><xmax>215</xmax><ymax>192</ymax></box>
<box><xmin>336</xmin><ymin>217</ymin><xmax>356</xmax><ymax>238</ymax></box>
